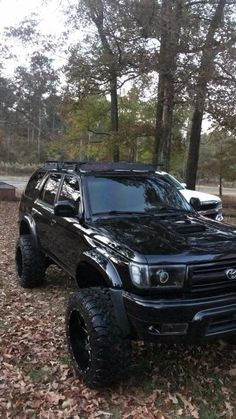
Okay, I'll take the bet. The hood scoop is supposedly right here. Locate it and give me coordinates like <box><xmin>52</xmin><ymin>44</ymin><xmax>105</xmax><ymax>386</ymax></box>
<box><xmin>173</xmin><ymin>220</ymin><xmax>206</xmax><ymax>235</ymax></box>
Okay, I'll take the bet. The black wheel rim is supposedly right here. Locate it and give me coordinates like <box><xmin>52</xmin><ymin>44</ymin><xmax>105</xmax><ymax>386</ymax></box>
<box><xmin>69</xmin><ymin>309</ymin><xmax>91</xmax><ymax>373</ymax></box>
<box><xmin>16</xmin><ymin>247</ymin><xmax>23</xmax><ymax>277</ymax></box>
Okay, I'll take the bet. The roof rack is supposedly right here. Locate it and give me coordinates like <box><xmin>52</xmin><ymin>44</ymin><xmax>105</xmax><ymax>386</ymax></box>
<box><xmin>43</xmin><ymin>160</ymin><xmax>86</xmax><ymax>171</ymax></box>
<box><xmin>43</xmin><ymin>161</ymin><xmax>157</xmax><ymax>173</ymax></box>
<box><xmin>79</xmin><ymin>162</ymin><xmax>156</xmax><ymax>173</ymax></box>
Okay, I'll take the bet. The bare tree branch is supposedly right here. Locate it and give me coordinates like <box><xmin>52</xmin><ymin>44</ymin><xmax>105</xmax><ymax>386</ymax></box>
<box><xmin>215</xmin><ymin>61</ymin><xmax>236</xmax><ymax>83</ymax></box>
<box><xmin>88</xmin><ymin>128</ymin><xmax>110</xmax><ymax>136</ymax></box>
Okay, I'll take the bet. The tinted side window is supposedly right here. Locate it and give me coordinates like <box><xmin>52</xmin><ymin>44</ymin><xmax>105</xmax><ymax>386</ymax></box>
<box><xmin>25</xmin><ymin>171</ymin><xmax>45</xmax><ymax>199</ymax></box>
<box><xmin>59</xmin><ymin>176</ymin><xmax>80</xmax><ymax>209</ymax></box>
<box><xmin>41</xmin><ymin>174</ymin><xmax>61</xmax><ymax>206</ymax></box>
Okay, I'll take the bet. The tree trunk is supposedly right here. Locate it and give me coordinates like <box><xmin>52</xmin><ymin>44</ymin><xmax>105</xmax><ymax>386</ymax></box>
<box><xmin>219</xmin><ymin>137</ymin><xmax>223</xmax><ymax>197</ymax></box>
<box><xmin>153</xmin><ymin>0</ymin><xmax>182</xmax><ymax>171</ymax></box>
<box><xmin>153</xmin><ymin>75</ymin><xmax>164</xmax><ymax>166</ymax></box>
<box><xmin>27</xmin><ymin>124</ymin><xmax>30</xmax><ymax>145</ymax></box>
<box><xmin>186</xmin><ymin>0</ymin><xmax>226</xmax><ymax>190</ymax></box>
<box><xmin>185</xmin><ymin>107</ymin><xmax>203</xmax><ymax>189</ymax></box>
<box><xmin>31</xmin><ymin>127</ymin><xmax>35</xmax><ymax>143</ymax></box>
<box><xmin>153</xmin><ymin>86</ymin><xmax>174</xmax><ymax>171</ymax></box>
<box><xmin>110</xmin><ymin>76</ymin><xmax>119</xmax><ymax>162</ymax></box>
<box><xmin>219</xmin><ymin>171</ymin><xmax>223</xmax><ymax>197</ymax></box>
<box><xmin>128</xmin><ymin>136</ymin><xmax>137</xmax><ymax>162</ymax></box>
<box><xmin>161</xmin><ymin>77</ymin><xmax>174</xmax><ymax>171</ymax></box>
<box><xmin>37</xmin><ymin>109</ymin><xmax>41</xmax><ymax>162</ymax></box>
<box><xmin>87</xmin><ymin>1</ymin><xmax>120</xmax><ymax>162</ymax></box>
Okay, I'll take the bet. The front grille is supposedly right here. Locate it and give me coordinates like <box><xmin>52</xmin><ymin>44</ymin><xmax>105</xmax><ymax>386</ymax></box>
<box><xmin>188</xmin><ymin>259</ymin><xmax>236</xmax><ymax>295</ymax></box>
<box><xmin>199</xmin><ymin>202</ymin><xmax>220</xmax><ymax>211</ymax></box>
<box><xmin>203</xmin><ymin>213</ymin><xmax>217</xmax><ymax>220</ymax></box>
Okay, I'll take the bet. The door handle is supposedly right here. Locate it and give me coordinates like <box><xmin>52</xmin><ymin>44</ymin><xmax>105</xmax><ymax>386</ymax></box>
<box><xmin>50</xmin><ymin>219</ymin><xmax>57</xmax><ymax>226</ymax></box>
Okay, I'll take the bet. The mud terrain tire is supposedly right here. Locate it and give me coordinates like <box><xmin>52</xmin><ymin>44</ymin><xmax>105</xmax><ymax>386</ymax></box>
<box><xmin>15</xmin><ymin>235</ymin><xmax>45</xmax><ymax>288</ymax></box>
<box><xmin>66</xmin><ymin>288</ymin><xmax>131</xmax><ymax>388</ymax></box>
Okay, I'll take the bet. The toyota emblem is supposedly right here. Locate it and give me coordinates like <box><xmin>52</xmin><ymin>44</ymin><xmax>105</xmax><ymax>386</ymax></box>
<box><xmin>225</xmin><ymin>268</ymin><xmax>236</xmax><ymax>280</ymax></box>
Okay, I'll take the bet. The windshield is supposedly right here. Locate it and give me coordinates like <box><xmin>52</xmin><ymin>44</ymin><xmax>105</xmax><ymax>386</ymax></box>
<box><xmin>86</xmin><ymin>175</ymin><xmax>193</xmax><ymax>216</ymax></box>
<box><xmin>163</xmin><ymin>174</ymin><xmax>185</xmax><ymax>190</ymax></box>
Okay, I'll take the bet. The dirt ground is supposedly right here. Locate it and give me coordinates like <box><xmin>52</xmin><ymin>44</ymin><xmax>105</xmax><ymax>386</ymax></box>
<box><xmin>0</xmin><ymin>202</ymin><xmax>236</xmax><ymax>418</ymax></box>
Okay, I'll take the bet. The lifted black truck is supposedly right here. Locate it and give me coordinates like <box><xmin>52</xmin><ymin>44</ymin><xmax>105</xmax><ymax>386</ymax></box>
<box><xmin>16</xmin><ymin>161</ymin><xmax>236</xmax><ymax>387</ymax></box>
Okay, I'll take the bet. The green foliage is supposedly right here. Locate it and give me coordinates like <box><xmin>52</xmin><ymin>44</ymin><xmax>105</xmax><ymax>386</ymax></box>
<box><xmin>46</xmin><ymin>95</ymin><xmax>110</xmax><ymax>160</ymax></box>
<box><xmin>46</xmin><ymin>89</ymin><xmax>158</xmax><ymax>163</ymax></box>
<box><xmin>43</xmin><ymin>88</ymin><xmax>192</xmax><ymax>170</ymax></box>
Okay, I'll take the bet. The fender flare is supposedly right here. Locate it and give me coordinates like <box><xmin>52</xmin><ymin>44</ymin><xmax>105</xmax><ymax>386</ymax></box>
<box><xmin>79</xmin><ymin>250</ymin><xmax>130</xmax><ymax>335</ymax></box>
<box><xmin>20</xmin><ymin>215</ymin><xmax>39</xmax><ymax>251</ymax></box>
<box><xmin>80</xmin><ymin>249</ymin><xmax>123</xmax><ymax>288</ymax></box>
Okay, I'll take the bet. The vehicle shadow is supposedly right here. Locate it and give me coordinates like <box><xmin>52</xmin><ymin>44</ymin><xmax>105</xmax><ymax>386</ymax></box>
<box><xmin>43</xmin><ymin>265</ymin><xmax>76</xmax><ymax>292</ymax></box>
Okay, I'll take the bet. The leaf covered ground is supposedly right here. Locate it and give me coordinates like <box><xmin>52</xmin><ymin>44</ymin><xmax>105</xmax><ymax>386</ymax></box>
<box><xmin>0</xmin><ymin>202</ymin><xmax>236</xmax><ymax>419</ymax></box>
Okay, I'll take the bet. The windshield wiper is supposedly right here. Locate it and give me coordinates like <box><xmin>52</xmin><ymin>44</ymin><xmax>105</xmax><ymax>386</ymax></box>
<box><xmin>156</xmin><ymin>207</ymin><xmax>193</xmax><ymax>214</ymax></box>
<box><xmin>93</xmin><ymin>210</ymin><xmax>147</xmax><ymax>216</ymax></box>
<box><xmin>93</xmin><ymin>208</ymin><xmax>194</xmax><ymax>218</ymax></box>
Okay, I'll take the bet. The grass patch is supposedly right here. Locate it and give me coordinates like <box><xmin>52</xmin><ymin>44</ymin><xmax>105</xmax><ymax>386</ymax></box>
<box><xmin>198</xmin><ymin>407</ymin><xmax>220</xmax><ymax>419</ymax></box>
<box><xmin>27</xmin><ymin>366</ymin><xmax>52</xmax><ymax>382</ymax></box>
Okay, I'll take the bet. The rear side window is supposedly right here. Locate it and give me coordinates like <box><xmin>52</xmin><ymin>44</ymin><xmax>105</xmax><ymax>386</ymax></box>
<box><xmin>40</xmin><ymin>174</ymin><xmax>61</xmax><ymax>206</ymax></box>
<box><xmin>25</xmin><ymin>171</ymin><xmax>45</xmax><ymax>199</ymax></box>
<box><xmin>59</xmin><ymin>176</ymin><xmax>80</xmax><ymax>209</ymax></box>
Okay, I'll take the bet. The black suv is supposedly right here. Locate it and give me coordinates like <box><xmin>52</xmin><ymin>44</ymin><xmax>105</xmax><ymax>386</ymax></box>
<box><xmin>16</xmin><ymin>161</ymin><xmax>236</xmax><ymax>387</ymax></box>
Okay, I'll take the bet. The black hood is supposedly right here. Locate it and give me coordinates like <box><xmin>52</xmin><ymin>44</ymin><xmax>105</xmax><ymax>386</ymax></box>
<box><xmin>92</xmin><ymin>214</ymin><xmax>236</xmax><ymax>264</ymax></box>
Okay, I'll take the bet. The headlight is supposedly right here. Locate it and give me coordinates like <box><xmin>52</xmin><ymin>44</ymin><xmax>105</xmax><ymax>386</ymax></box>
<box><xmin>216</xmin><ymin>213</ymin><xmax>223</xmax><ymax>221</ymax></box>
<box><xmin>130</xmin><ymin>263</ymin><xmax>186</xmax><ymax>288</ymax></box>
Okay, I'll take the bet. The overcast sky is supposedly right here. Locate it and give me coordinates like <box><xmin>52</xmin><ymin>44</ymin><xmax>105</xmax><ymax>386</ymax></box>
<box><xmin>0</xmin><ymin>0</ymin><xmax>72</xmax><ymax>75</ymax></box>
<box><xmin>0</xmin><ymin>0</ymin><xmax>65</xmax><ymax>34</ymax></box>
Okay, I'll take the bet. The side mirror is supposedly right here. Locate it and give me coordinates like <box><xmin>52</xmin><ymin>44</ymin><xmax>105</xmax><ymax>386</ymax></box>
<box><xmin>54</xmin><ymin>201</ymin><xmax>77</xmax><ymax>217</ymax></box>
<box><xmin>181</xmin><ymin>182</ymin><xmax>187</xmax><ymax>189</ymax></box>
<box><xmin>190</xmin><ymin>197</ymin><xmax>201</xmax><ymax>211</ymax></box>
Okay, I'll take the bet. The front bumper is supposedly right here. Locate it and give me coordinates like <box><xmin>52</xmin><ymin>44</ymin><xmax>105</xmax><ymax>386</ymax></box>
<box><xmin>123</xmin><ymin>292</ymin><xmax>236</xmax><ymax>343</ymax></box>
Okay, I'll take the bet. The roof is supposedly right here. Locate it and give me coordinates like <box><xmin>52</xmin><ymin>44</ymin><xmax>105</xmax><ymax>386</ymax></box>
<box><xmin>43</xmin><ymin>161</ymin><xmax>157</xmax><ymax>174</ymax></box>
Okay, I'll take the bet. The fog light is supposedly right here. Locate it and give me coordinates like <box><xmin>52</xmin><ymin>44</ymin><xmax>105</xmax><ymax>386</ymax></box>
<box><xmin>148</xmin><ymin>325</ymin><xmax>161</xmax><ymax>334</ymax></box>
<box><xmin>148</xmin><ymin>323</ymin><xmax>188</xmax><ymax>335</ymax></box>
<box><xmin>162</xmin><ymin>323</ymin><xmax>188</xmax><ymax>335</ymax></box>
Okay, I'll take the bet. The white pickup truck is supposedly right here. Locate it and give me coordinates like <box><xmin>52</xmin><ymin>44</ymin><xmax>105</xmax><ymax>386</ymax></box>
<box><xmin>158</xmin><ymin>172</ymin><xmax>223</xmax><ymax>221</ymax></box>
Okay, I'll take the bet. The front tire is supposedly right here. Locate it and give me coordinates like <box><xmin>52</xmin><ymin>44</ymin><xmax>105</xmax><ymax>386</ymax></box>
<box><xmin>66</xmin><ymin>288</ymin><xmax>131</xmax><ymax>388</ymax></box>
<box><xmin>15</xmin><ymin>235</ymin><xmax>45</xmax><ymax>288</ymax></box>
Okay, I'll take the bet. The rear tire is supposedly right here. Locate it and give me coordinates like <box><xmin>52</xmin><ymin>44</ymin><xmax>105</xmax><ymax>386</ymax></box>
<box><xmin>66</xmin><ymin>288</ymin><xmax>131</xmax><ymax>388</ymax></box>
<box><xmin>15</xmin><ymin>235</ymin><xmax>45</xmax><ymax>288</ymax></box>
